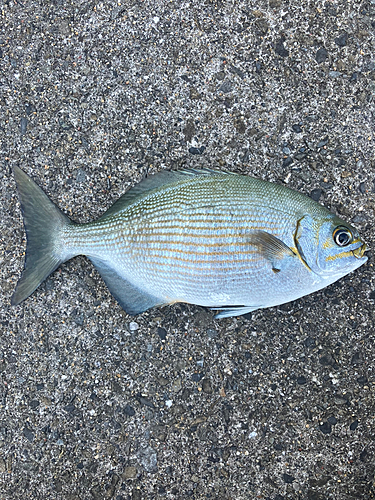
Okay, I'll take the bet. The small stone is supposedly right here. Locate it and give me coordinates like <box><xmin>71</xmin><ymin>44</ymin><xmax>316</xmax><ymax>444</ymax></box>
<box><xmin>136</xmin><ymin>394</ymin><xmax>155</xmax><ymax>408</ymax></box>
<box><xmin>157</xmin><ymin>376</ymin><xmax>169</xmax><ymax>386</ymax></box>
<box><xmin>157</xmin><ymin>327</ymin><xmax>167</xmax><ymax>340</ymax></box>
<box><xmin>54</xmin><ymin>479</ymin><xmax>62</xmax><ymax>492</ymax></box>
<box><xmin>129</xmin><ymin>321</ymin><xmax>138</xmax><ymax>331</ymax></box>
<box><xmin>292</xmin><ymin>124</ymin><xmax>302</xmax><ymax>133</ymax></box>
<box><xmin>359</xmin><ymin>182</ymin><xmax>367</xmax><ymax>194</ymax></box>
<box><xmin>319</xmin><ymin>353</ymin><xmax>334</xmax><ymax>366</ymax></box>
<box><xmin>319</xmin><ymin>421</ymin><xmax>332</xmax><ymax>434</ymax></box>
<box><xmin>310</xmin><ymin>188</ymin><xmax>322</xmax><ymax>201</ymax></box>
<box><xmin>317</xmin><ymin>136</ymin><xmax>329</xmax><ymax>148</ymax></box>
<box><xmin>275</xmin><ymin>37</ymin><xmax>289</xmax><ymax>57</ymax></box>
<box><xmin>282</xmin><ymin>156</ymin><xmax>293</xmax><ymax>167</ymax></box>
<box><xmin>188</xmin><ymin>146</ymin><xmax>205</xmax><ymax>155</ymax></box>
<box><xmin>29</xmin><ymin>399</ymin><xmax>40</xmax><ymax>409</ymax></box>
<box><xmin>297</xmin><ymin>376</ymin><xmax>307</xmax><ymax>385</ymax></box>
<box><xmin>357</xmin><ymin>375</ymin><xmax>368</xmax><ymax>385</ymax></box>
<box><xmin>207</xmin><ymin>328</ymin><xmax>218</xmax><ymax>339</ymax></box>
<box><xmin>20</xmin><ymin>117</ymin><xmax>28</xmax><ymax>135</ymax></box>
<box><xmin>75</xmin><ymin>168</ymin><xmax>86</xmax><ymax>183</ymax></box>
<box><xmin>369</xmin><ymin>291</ymin><xmax>375</xmax><ymax>299</ymax></box>
<box><xmin>25</xmin><ymin>103</ymin><xmax>36</xmax><ymax>115</ymax></box>
<box><xmin>351</xmin><ymin>352</ymin><xmax>363</xmax><ymax>365</ymax></box>
<box><xmin>218</xmin><ymin>81</ymin><xmax>233</xmax><ymax>93</ymax></box>
<box><xmin>283</xmin><ymin>473</ymin><xmax>295</xmax><ymax>483</ymax></box>
<box><xmin>189</xmin><ymin>87</ymin><xmax>201</xmax><ymax>100</ymax></box>
<box><xmin>171</xmin><ymin>378</ymin><xmax>182</xmax><ymax>392</ymax></box>
<box><xmin>335</xmin><ymin>33</ymin><xmax>348</xmax><ymax>46</ymax></box>
<box><xmin>132</xmin><ymin>489</ymin><xmax>141</xmax><ymax>500</ymax></box>
<box><xmin>350</xmin><ymin>420</ymin><xmax>359</xmax><ymax>431</ymax></box>
<box><xmin>23</xmin><ymin>427</ymin><xmax>35</xmax><ymax>442</ymax></box>
<box><xmin>124</xmin><ymin>404</ymin><xmax>135</xmax><ymax>416</ymax></box>
<box><xmin>123</xmin><ymin>466</ymin><xmax>137</xmax><ymax>479</ymax></box>
<box><xmin>315</xmin><ymin>47</ymin><xmax>328</xmax><ymax>63</ymax></box>
<box><xmin>202</xmin><ymin>378</ymin><xmax>213</xmax><ymax>394</ymax></box>
<box><xmin>137</xmin><ymin>445</ymin><xmax>158</xmax><ymax>473</ymax></box>
<box><xmin>327</xmin><ymin>416</ymin><xmax>337</xmax><ymax>425</ymax></box>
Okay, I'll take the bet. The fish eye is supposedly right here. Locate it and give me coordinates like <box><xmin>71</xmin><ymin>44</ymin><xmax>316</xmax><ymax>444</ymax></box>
<box><xmin>333</xmin><ymin>226</ymin><xmax>352</xmax><ymax>247</ymax></box>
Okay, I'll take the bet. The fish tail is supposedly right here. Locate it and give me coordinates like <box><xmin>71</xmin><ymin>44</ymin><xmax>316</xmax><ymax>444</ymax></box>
<box><xmin>11</xmin><ymin>166</ymin><xmax>72</xmax><ymax>306</ymax></box>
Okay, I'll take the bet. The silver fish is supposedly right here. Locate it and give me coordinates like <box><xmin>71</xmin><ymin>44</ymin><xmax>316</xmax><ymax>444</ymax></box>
<box><xmin>12</xmin><ymin>167</ymin><xmax>367</xmax><ymax>318</ymax></box>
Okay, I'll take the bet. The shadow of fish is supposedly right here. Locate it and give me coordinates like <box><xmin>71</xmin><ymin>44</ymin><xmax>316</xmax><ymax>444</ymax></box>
<box><xmin>11</xmin><ymin>167</ymin><xmax>367</xmax><ymax>318</ymax></box>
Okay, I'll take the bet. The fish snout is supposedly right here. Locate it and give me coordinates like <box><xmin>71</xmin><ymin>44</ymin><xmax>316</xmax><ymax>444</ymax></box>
<box><xmin>352</xmin><ymin>242</ymin><xmax>367</xmax><ymax>259</ymax></box>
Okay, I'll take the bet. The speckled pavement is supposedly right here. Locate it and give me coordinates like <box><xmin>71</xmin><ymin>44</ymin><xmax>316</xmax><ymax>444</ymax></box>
<box><xmin>1</xmin><ymin>1</ymin><xmax>374</xmax><ymax>499</ymax></box>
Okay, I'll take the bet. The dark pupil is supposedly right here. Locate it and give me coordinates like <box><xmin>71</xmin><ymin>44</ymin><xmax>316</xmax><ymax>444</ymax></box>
<box><xmin>336</xmin><ymin>230</ymin><xmax>350</xmax><ymax>246</ymax></box>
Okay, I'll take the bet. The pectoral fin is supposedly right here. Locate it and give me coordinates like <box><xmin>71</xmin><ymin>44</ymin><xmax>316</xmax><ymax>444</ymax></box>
<box><xmin>249</xmin><ymin>230</ymin><xmax>297</xmax><ymax>272</ymax></box>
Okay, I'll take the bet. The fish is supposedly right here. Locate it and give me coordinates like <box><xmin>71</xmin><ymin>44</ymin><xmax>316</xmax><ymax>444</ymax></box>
<box><xmin>11</xmin><ymin>167</ymin><xmax>367</xmax><ymax>319</ymax></box>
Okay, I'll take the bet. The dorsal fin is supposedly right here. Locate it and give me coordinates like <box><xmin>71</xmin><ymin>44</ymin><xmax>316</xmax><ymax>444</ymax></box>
<box><xmin>99</xmin><ymin>168</ymin><xmax>231</xmax><ymax>219</ymax></box>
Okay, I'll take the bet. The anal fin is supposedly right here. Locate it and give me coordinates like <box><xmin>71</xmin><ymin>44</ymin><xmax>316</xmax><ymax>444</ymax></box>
<box><xmin>89</xmin><ymin>257</ymin><xmax>163</xmax><ymax>315</ymax></box>
<box><xmin>212</xmin><ymin>305</ymin><xmax>261</xmax><ymax>319</ymax></box>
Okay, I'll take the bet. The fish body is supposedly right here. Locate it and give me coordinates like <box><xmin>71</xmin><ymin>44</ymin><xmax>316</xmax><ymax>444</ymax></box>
<box><xmin>12</xmin><ymin>167</ymin><xmax>367</xmax><ymax>318</ymax></box>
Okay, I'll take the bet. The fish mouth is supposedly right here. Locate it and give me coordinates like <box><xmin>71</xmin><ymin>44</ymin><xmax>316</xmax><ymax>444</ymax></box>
<box><xmin>352</xmin><ymin>242</ymin><xmax>367</xmax><ymax>259</ymax></box>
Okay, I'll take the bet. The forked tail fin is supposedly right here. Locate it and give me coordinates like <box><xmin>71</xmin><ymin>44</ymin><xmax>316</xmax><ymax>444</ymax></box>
<box><xmin>11</xmin><ymin>166</ymin><xmax>72</xmax><ymax>305</ymax></box>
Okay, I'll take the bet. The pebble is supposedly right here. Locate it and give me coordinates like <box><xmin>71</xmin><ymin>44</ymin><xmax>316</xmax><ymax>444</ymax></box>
<box><xmin>350</xmin><ymin>420</ymin><xmax>358</xmax><ymax>431</ymax></box>
<box><xmin>23</xmin><ymin>427</ymin><xmax>35</xmax><ymax>442</ymax></box>
<box><xmin>359</xmin><ymin>182</ymin><xmax>367</xmax><ymax>194</ymax></box>
<box><xmin>189</xmin><ymin>146</ymin><xmax>205</xmax><ymax>155</ymax></box>
<box><xmin>316</xmin><ymin>47</ymin><xmax>328</xmax><ymax>63</ymax></box>
<box><xmin>129</xmin><ymin>322</ymin><xmax>139</xmax><ymax>331</ymax></box>
<box><xmin>282</xmin><ymin>156</ymin><xmax>293</xmax><ymax>167</ymax></box>
<box><xmin>335</xmin><ymin>33</ymin><xmax>348</xmax><ymax>46</ymax></box>
<box><xmin>329</xmin><ymin>71</ymin><xmax>342</xmax><ymax>78</ymax></box>
<box><xmin>218</xmin><ymin>81</ymin><xmax>233</xmax><ymax>93</ymax></box>
<box><xmin>292</xmin><ymin>124</ymin><xmax>302</xmax><ymax>133</ymax></box>
<box><xmin>171</xmin><ymin>378</ymin><xmax>182</xmax><ymax>392</ymax></box>
<box><xmin>283</xmin><ymin>473</ymin><xmax>295</xmax><ymax>483</ymax></box>
<box><xmin>310</xmin><ymin>188</ymin><xmax>322</xmax><ymax>201</ymax></box>
<box><xmin>124</xmin><ymin>404</ymin><xmax>135</xmax><ymax>416</ymax></box>
<box><xmin>202</xmin><ymin>378</ymin><xmax>213</xmax><ymax>394</ymax></box>
<box><xmin>25</xmin><ymin>103</ymin><xmax>36</xmax><ymax>115</ymax></box>
<box><xmin>123</xmin><ymin>466</ymin><xmax>137</xmax><ymax>479</ymax></box>
<box><xmin>75</xmin><ymin>168</ymin><xmax>87</xmax><ymax>183</ymax></box>
<box><xmin>137</xmin><ymin>445</ymin><xmax>158</xmax><ymax>473</ymax></box>
<box><xmin>275</xmin><ymin>37</ymin><xmax>289</xmax><ymax>57</ymax></box>
<box><xmin>207</xmin><ymin>328</ymin><xmax>218</xmax><ymax>339</ymax></box>
<box><xmin>157</xmin><ymin>327</ymin><xmax>167</xmax><ymax>340</ymax></box>
<box><xmin>317</xmin><ymin>136</ymin><xmax>329</xmax><ymax>148</ymax></box>
<box><xmin>20</xmin><ymin>117</ymin><xmax>28</xmax><ymax>135</ymax></box>
<box><xmin>319</xmin><ymin>421</ymin><xmax>332</xmax><ymax>434</ymax></box>
<box><xmin>327</xmin><ymin>416</ymin><xmax>337</xmax><ymax>425</ymax></box>
<box><xmin>357</xmin><ymin>375</ymin><xmax>368</xmax><ymax>385</ymax></box>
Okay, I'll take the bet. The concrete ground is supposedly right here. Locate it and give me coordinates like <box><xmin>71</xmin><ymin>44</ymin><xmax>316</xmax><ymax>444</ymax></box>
<box><xmin>1</xmin><ymin>0</ymin><xmax>374</xmax><ymax>499</ymax></box>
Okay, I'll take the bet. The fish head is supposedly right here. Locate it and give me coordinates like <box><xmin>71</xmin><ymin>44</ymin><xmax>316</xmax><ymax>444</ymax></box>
<box><xmin>294</xmin><ymin>214</ymin><xmax>367</xmax><ymax>278</ymax></box>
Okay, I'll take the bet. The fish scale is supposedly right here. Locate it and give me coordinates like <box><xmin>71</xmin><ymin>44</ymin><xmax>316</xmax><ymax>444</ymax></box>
<box><xmin>11</xmin><ymin>167</ymin><xmax>367</xmax><ymax>318</ymax></box>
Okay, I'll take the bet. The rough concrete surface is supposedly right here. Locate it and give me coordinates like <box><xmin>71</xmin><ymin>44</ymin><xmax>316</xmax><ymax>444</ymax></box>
<box><xmin>1</xmin><ymin>0</ymin><xmax>375</xmax><ymax>499</ymax></box>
